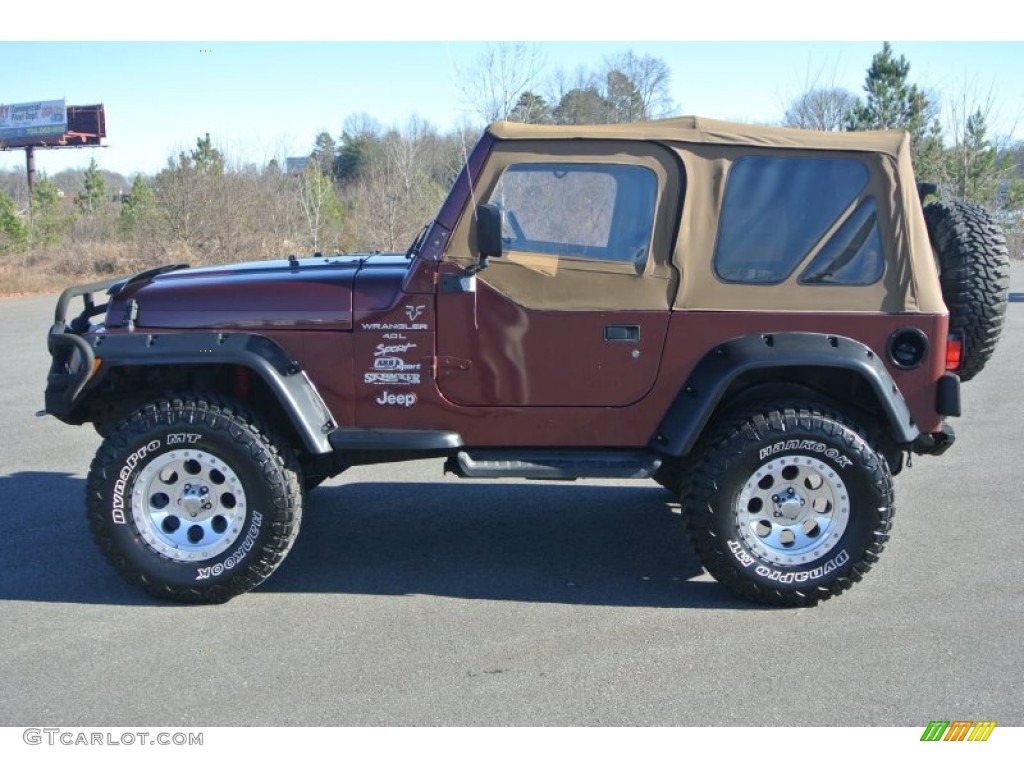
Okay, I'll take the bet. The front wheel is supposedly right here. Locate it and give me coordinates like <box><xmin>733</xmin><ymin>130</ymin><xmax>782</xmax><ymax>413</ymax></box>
<box><xmin>682</xmin><ymin>404</ymin><xmax>893</xmax><ymax>607</ymax></box>
<box><xmin>86</xmin><ymin>396</ymin><xmax>303</xmax><ymax>603</ymax></box>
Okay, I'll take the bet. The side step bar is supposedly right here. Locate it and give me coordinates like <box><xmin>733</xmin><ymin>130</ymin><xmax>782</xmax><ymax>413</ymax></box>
<box><xmin>446</xmin><ymin>449</ymin><xmax>662</xmax><ymax>480</ymax></box>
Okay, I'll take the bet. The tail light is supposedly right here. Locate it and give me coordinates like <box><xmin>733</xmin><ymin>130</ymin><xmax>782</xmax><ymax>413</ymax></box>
<box><xmin>945</xmin><ymin>334</ymin><xmax>963</xmax><ymax>372</ymax></box>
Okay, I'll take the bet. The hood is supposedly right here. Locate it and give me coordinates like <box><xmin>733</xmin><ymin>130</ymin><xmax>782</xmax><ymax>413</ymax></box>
<box><xmin>105</xmin><ymin>253</ymin><xmax>412</xmax><ymax>331</ymax></box>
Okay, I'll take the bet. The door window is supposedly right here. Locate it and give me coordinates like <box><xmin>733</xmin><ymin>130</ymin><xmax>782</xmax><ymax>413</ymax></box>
<box><xmin>488</xmin><ymin>162</ymin><xmax>658</xmax><ymax>270</ymax></box>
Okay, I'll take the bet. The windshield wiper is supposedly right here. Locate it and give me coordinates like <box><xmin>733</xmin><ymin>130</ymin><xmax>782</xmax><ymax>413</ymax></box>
<box><xmin>406</xmin><ymin>222</ymin><xmax>431</xmax><ymax>259</ymax></box>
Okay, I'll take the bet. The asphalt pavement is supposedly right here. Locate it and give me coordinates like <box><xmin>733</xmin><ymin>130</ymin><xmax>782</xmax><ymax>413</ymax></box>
<box><xmin>1</xmin><ymin>265</ymin><xmax>1022</xmax><ymax>726</ymax></box>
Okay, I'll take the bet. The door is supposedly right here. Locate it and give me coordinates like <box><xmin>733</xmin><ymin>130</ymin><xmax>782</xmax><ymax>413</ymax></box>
<box><xmin>436</xmin><ymin>140</ymin><xmax>683</xmax><ymax>408</ymax></box>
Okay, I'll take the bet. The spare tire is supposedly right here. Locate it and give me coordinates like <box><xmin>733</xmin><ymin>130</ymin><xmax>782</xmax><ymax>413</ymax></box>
<box><xmin>924</xmin><ymin>200</ymin><xmax>1009</xmax><ymax>382</ymax></box>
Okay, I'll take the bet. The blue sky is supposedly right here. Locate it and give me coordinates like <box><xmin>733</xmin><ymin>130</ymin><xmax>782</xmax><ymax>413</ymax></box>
<box><xmin>2</xmin><ymin>35</ymin><xmax>1021</xmax><ymax>179</ymax></box>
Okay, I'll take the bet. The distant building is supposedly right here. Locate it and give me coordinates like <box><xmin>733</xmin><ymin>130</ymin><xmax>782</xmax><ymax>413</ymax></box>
<box><xmin>285</xmin><ymin>156</ymin><xmax>311</xmax><ymax>176</ymax></box>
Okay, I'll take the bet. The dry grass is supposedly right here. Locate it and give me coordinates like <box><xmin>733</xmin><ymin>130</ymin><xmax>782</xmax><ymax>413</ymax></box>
<box><xmin>2</xmin><ymin>243</ymin><xmax>136</xmax><ymax>296</ymax></box>
<box><xmin>0</xmin><ymin>241</ymin><xmax>207</xmax><ymax>297</ymax></box>
<box><xmin>3</xmin><ymin>222</ymin><xmax>1021</xmax><ymax>298</ymax></box>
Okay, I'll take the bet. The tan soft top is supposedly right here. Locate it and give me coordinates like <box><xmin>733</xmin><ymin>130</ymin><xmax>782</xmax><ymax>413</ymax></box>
<box><xmin>488</xmin><ymin>116</ymin><xmax>910</xmax><ymax>158</ymax></box>
<box><xmin>469</xmin><ymin>116</ymin><xmax>941</xmax><ymax>314</ymax></box>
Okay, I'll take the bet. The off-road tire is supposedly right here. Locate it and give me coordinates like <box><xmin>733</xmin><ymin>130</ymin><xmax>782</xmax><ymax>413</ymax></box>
<box><xmin>86</xmin><ymin>395</ymin><xmax>303</xmax><ymax>603</ymax></box>
<box><xmin>924</xmin><ymin>199</ymin><xmax>1009</xmax><ymax>382</ymax></box>
<box><xmin>682</xmin><ymin>403</ymin><xmax>893</xmax><ymax>607</ymax></box>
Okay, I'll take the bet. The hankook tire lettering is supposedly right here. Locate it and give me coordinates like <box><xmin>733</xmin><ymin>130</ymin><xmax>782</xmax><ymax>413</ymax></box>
<box><xmin>195</xmin><ymin>510</ymin><xmax>263</xmax><ymax>581</ymax></box>
<box><xmin>758</xmin><ymin>439</ymin><xmax>853</xmax><ymax>468</ymax></box>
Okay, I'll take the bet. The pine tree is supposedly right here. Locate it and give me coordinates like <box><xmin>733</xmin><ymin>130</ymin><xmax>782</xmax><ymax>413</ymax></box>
<box><xmin>76</xmin><ymin>158</ymin><xmax>107</xmax><ymax>214</ymax></box>
<box><xmin>311</xmin><ymin>132</ymin><xmax>337</xmax><ymax>178</ymax></box>
<box><xmin>848</xmin><ymin>43</ymin><xmax>943</xmax><ymax>180</ymax></box>
<box><xmin>1006</xmin><ymin>179</ymin><xmax>1024</xmax><ymax>211</ymax></box>
<box><xmin>553</xmin><ymin>87</ymin><xmax>609</xmax><ymax>125</ymax></box>
<box><xmin>0</xmin><ymin>190</ymin><xmax>29</xmax><ymax>253</ymax></box>
<box><xmin>120</xmin><ymin>174</ymin><xmax>156</xmax><ymax>236</ymax></box>
<box><xmin>190</xmin><ymin>133</ymin><xmax>224</xmax><ymax>175</ymax></box>
<box><xmin>605</xmin><ymin>69</ymin><xmax>644</xmax><ymax>123</ymax></box>
<box><xmin>334</xmin><ymin>130</ymin><xmax>380</xmax><ymax>184</ymax></box>
<box><xmin>508</xmin><ymin>91</ymin><xmax>551</xmax><ymax>124</ymax></box>
<box><xmin>31</xmin><ymin>176</ymin><xmax>70</xmax><ymax>246</ymax></box>
<box><xmin>949</xmin><ymin>110</ymin><xmax>1003</xmax><ymax>204</ymax></box>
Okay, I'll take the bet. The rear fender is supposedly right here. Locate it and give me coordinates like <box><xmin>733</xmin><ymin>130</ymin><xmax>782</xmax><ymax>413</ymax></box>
<box><xmin>650</xmin><ymin>332</ymin><xmax>918</xmax><ymax>456</ymax></box>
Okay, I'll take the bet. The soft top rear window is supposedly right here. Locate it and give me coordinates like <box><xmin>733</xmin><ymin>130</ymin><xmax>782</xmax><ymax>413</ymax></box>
<box><xmin>714</xmin><ymin>156</ymin><xmax>870</xmax><ymax>284</ymax></box>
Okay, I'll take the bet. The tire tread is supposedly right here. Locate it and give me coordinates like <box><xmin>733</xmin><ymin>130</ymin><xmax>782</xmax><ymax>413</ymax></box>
<box><xmin>85</xmin><ymin>394</ymin><xmax>302</xmax><ymax>604</ymax></box>
<box><xmin>681</xmin><ymin>402</ymin><xmax>894</xmax><ymax>607</ymax></box>
<box><xmin>924</xmin><ymin>199</ymin><xmax>1009</xmax><ymax>382</ymax></box>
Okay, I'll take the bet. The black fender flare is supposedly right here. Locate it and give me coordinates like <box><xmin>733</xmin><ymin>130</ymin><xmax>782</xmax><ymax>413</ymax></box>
<box><xmin>649</xmin><ymin>332</ymin><xmax>918</xmax><ymax>457</ymax></box>
<box><xmin>46</xmin><ymin>330</ymin><xmax>336</xmax><ymax>454</ymax></box>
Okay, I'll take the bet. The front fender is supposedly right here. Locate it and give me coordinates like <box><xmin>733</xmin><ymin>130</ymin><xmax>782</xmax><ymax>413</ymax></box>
<box><xmin>45</xmin><ymin>330</ymin><xmax>336</xmax><ymax>454</ymax></box>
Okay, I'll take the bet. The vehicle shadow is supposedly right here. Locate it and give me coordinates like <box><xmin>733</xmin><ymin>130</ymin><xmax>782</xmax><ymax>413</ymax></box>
<box><xmin>269</xmin><ymin>481</ymin><xmax>748</xmax><ymax>609</ymax></box>
<box><xmin>0</xmin><ymin>472</ymin><xmax>156</xmax><ymax>606</ymax></box>
<box><xmin>0</xmin><ymin>472</ymin><xmax>752</xmax><ymax>610</ymax></box>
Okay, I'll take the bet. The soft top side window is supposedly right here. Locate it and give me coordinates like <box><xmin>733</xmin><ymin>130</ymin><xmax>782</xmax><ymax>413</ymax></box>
<box><xmin>800</xmin><ymin>197</ymin><xmax>885</xmax><ymax>285</ymax></box>
<box><xmin>713</xmin><ymin>156</ymin><xmax>873</xmax><ymax>284</ymax></box>
<box><xmin>488</xmin><ymin>162</ymin><xmax>658</xmax><ymax>269</ymax></box>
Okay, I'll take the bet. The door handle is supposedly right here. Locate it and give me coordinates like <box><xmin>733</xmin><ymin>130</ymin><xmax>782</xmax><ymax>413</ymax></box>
<box><xmin>604</xmin><ymin>325</ymin><xmax>640</xmax><ymax>342</ymax></box>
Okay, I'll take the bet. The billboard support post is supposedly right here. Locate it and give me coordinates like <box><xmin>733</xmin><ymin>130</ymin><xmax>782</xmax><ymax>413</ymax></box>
<box><xmin>26</xmin><ymin>146</ymin><xmax>36</xmax><ymax>198</ymax></box>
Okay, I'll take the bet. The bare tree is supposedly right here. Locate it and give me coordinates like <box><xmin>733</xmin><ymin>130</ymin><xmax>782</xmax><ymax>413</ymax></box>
<box><xmin>605</xmin><ymin>50</ymin><xmax>675</xmax><ymax>120</ymax></box>
<box><xmin>457</xmin><ymin>42</ymin><xmax>546</xmax><ymax>123</ymax></box>
<box><xmin>345</xmin><ymin>120</ymin><xmax>446</xmax><ymax>252</ymax></box>
<box><xmin>295</xmin><ymin>164</ymin><xmax>341</xmax><ymax>253</ymax></box>
<box><xmin>784</xmin><ymin>87</ymin><xmax>859</xmax><ymax>131</ymax></box>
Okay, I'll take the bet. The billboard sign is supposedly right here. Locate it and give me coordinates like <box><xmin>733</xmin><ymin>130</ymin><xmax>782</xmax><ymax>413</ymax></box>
<box><xmin>0</xmin><ymin>99</ymin><xmax>68</xmax><ymax>142</ymax></box>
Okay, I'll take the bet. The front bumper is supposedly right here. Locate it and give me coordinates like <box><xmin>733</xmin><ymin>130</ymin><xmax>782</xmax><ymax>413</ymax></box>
<box><xmin>43</xmin><ymin>276</ymin><xmax>123</xmax><ymax>423</ymax></box>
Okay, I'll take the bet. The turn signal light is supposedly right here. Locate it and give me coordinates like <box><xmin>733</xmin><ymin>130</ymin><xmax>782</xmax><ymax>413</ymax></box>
<box><xmin>945</xmin><ymin>335</ymin><xmax>963</xmax><ymax>371</ymax></box>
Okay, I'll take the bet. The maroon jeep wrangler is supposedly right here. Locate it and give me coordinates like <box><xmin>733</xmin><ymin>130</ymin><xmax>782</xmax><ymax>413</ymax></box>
<box><xmin>44</xmin><ymin>117</ymin><xmax>1009</xmax><ymax>606</ymax></box>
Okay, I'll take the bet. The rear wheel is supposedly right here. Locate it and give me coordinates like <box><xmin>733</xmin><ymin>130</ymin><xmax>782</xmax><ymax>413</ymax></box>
<box><xmin>86</xmin><ymin>396</ymin><xmax>303</xmax><ymax>603</ymax></box>
<box><xmin>682</xmin><ymin>404</ymin><xmax>893</xmax><ymax>607</ymax></box>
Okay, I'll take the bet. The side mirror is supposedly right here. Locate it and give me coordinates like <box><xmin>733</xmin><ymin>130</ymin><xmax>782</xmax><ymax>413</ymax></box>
<box><xmin>475</xmin><ymin>203</ymin><xmax>503</xmax><ymax>261</ymax></box>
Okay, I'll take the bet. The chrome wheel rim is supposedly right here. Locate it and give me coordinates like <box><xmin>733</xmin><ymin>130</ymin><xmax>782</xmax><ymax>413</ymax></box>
<box><xmin>736</xmin><ymin>454</ymin><xmax>850</xmax><ymax>566</ymax></box>
<box><xmin>131</xmin><ymin>449</ymin><xmax>248</xmax><ymax>562</ymax></box>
